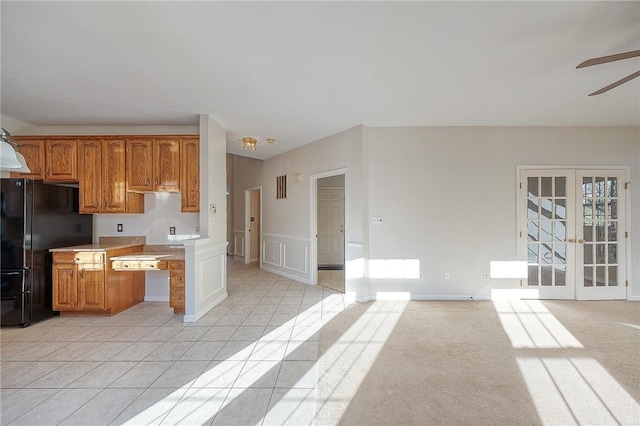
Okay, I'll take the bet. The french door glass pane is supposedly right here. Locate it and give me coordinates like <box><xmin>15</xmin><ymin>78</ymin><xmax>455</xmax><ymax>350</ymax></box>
<box><xmin>580</xmin><ymin>175</ymin><xmax>619</xmax><ymax>288</ymax></box>
<box><xmin>526</xmin><ymin>175</ymin><xmax>568</xmax><ymax>287</ymax></box>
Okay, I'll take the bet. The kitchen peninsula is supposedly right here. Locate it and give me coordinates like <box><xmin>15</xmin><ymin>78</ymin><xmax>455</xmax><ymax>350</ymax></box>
<box><xmin>50</xmin><ymin>236</ymin><xmax>185</xmax><ymax>316</ymax></box>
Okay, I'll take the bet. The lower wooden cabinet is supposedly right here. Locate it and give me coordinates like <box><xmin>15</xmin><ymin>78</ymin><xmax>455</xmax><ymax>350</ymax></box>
<box><xmin>52</xmin><ymin>246</ymin><xmax>145</xmax><ymax>315</ymax></box>
<box><xmin>169</xmin><ymin>260</ymin><xmax>185</xmax><ymax>314</ymax></box>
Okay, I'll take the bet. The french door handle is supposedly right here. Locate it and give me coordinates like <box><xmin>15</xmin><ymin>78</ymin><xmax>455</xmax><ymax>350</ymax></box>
<box><xmin>567</xmin><ymin>238</ymin><xmax>576</xmax><ymax>243</ymax></box>
<box><xmin>577</xmin><ymin>239</ymin><xmax>585</xmax><ymax>244</ymax></box>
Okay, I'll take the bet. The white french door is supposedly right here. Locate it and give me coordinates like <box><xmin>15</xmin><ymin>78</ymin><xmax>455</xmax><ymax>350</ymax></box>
<box><xmin>520</xmin><ymin>169</ymin><xmax>627</xmax><ymax>300</ymax></box>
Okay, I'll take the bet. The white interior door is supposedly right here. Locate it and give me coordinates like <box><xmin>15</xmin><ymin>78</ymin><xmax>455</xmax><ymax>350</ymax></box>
<box><xmin>575</xmin><ymin>171</ymin><xmax>626</xmax><ymax>300</ymax></box>
<box><xmin>522</xmin><ymin>170</ymin><xmax>575</xmax><ymax>299</ymax></box>
<box><xmin>520</xmin><ymin>169</ymin><xmax>627</xmax><ymax>300</ymax></box>
<box><xmin>317</xmin><ymin>188</ymin><xmax>345</xmax><ymax>266</ymax></box>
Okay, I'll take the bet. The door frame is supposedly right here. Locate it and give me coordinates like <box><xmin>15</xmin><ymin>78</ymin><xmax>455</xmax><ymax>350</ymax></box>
<box><xmin>310</xmin><ymin>168</ymin><xmax>348</xmax><ymax>286</ymax></box>
<box><xmin>244</xmin><ymin>186</ymin><xmax>262</xmax><ymax>265</ymax></box>
<box><xmin>516</xmin><ymin>165</ymin><xmax>631</xmax><ymax>300</ymax></box>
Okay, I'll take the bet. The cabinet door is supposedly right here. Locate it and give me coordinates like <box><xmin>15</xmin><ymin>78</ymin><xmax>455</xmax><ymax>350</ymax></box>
<box><xmin>181</xmin><ymin>137</ymin><xmax>200</xmax><ymax>212</ymax></box>
<box><xmin>77</xmin><ymin>264</ymin><xmax>106</xmax><ymax>310</ymax></box>
<box><xmin>52</xmin><ymin>262</ymin><xmax>76</xmax><ymax>311</ymax></box>
<box><xmin>77</xmin><ymin>140</ymin><xmax>102</xmax><ymax>213</ymax></box>
<box><xmin>45</xmin><ymin>139</ymin><xmax>77</xmax><ymax>181</ymax></box>
<box><xmin>126</xmin><ymin>139</ymin><xmax>154</xmax><ymax>192</ymax></box>
<box><xmin>102</xmin><ymin>139</ymin><xmax>127</xmax><ymax>213</ymax></box>
<box><xmin>10</xmin><ymin>138</ymin><xmax>45</xmax><ymax>180</ymax></box>
<box><xmin>154</xmin><ymin>139</ymin><xmax>181</xmax><ymax>192</ymax></box>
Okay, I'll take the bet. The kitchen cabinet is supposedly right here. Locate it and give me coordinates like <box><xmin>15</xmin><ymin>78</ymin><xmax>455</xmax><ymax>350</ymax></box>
<box><xmin>78</xmin><ymin>139</ymin><xmax>144</xmax><ymax>214</ymax></box>
<box><xmin>45</xmin><ymin>139</ymin><xmax>77</xmax><ymax>181</ymax></box>
<box><xmin>126</xmin><ymin>137</ymin><xmax>181</xmax><ymax>193</ymax></box>
<box><xmin>126</xmin><ymin>139</ymin><xmax>154</xmax><ymax>192</ymax></box>
<box><xmin>180</xmin><ymin>137</ymin><xmax>199</xmax><ymax>212</ymax></box>
<box><xmin>10</xmin><ymin>137</ymin><xmax>77</xmax><ymax>181</ymax></box>
<box><xmin>53</xmin><ymin>251</ymin><xmax>106</xmax><ymax>311</ymax></box>
<box><xmin>10</xmin><ymin>134</ymin><xmax>198</xmax><ymax>213</ymax></box>
<box><xmin>10</xmin><ymin>138</ymin><xmax>45</xmax><ymax>180</ymax></box>
<box><xmin>154</xmin><ymin>138</ymin><xmax>181</xmax><ymax>192</ymax></box>
<box><xmin>52</xmin><ymin>246</ymin><xmax>145</xmax><ymax>315</ymax></box>
<box><xmin>52</xmin><ymin>252</ymin><xmax>77</xmax><ymax>311</ymax></box>
<box><xmin>169</xmin><ymin>260</ymin><xmax>185</xmax><ymax>314</ymax></box>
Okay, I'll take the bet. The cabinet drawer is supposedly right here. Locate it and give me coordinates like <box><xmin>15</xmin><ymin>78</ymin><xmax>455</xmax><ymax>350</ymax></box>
<box><xmin>170</xmin><ymin>271</ymin><xmax>184</xmax><ymax>285</ymax></box>
<box><xmin>169</xmin><ymin>261</ymin><xmax>185</xmax><ymax>270</ymax></box>
<box><xmin>74</xmin><ymin>252</ymin><xmax>105</xmax><ymax>264</ymax></box>
<box><xmin>53</xmin><ymin>252</ymin><xmax>76</xmax><ymax>263</ymax></box>
<box><xmin>170</xmin><ymin>288</ymin><xmax>185</xmax><ymax>306</ymax></box>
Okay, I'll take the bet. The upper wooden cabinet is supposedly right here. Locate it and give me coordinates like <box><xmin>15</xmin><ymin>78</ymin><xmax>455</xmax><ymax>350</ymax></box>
<box><xmin>78</xmin><ymin>139</ymin><xmax>144</xmax><ymax>214</ymax></box>
<box><xmin>45</xmin><ymin>139</ymin><xmax>77</xmax><ymax>181</ymax></box>
<box><xmin>126</xmin><ymin>139</ymin><xmax>154</xmax><ymax>192</ymax></box>
<box><xmin>181</xmin><ymin>137</ymin><xmax>200</xmax><ymax>212</ymax></box>
<box><xmin>126</xmin><ymin>138</ymin><xmax>181</xmax><ymax>193</ymax></box>
<box><xmin>154</xmin><ymin>138</ymin><xmax>181</xmax><ymax>192</ymax></box>
<box><xmin>10</xmin><ymin>134</ymin><xmax>198</xmax><ymax>213</ymax></box>
<box><xmin>10</xmin><ymin>138</ymin><xmax>45</xmax><ymax>179</ymax></box>
<box><xmin>11</xmin><ymin>137</ymin><xmax>77</xmax><ymax>181</ymax></box>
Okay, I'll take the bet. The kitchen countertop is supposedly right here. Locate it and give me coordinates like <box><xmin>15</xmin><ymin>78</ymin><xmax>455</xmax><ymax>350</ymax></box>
<box><xmin>49</xmin><ymin>242</ymin><xmax>146</xmax><ymax>252</ymax></box>
<box><xmin>50</xmin><ymin>236</ymin><xmax>185</xmax><ymax>261</ymax></box>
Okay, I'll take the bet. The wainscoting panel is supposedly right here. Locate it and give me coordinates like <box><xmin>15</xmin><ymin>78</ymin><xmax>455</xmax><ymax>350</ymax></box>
<box><xmin>261</xmin><ymin>234</ymin><xmax>311</xmax><ymax>284</ymax></box>
<box><xmin>184</xmin><ymin>239</ymin><xmax>228</xmax><ymax>323</ymax></box>
<box><xmin>284</xmin><ymin>244</ymin><xmax>307</xmax><ymax>274</ymax></box>
<box><xmin>263</xmin><ymin>241</ymin><xmax>282</xmax><ymax>268</ymax></box>
<box><xmin>233</xmin><ymin>230</ymin><xmax>244</xmax><ymax>258</ymax></box>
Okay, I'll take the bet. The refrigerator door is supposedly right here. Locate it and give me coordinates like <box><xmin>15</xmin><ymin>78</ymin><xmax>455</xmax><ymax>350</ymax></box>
<box><xmin>0</xmin><ymin>269</ymin><xmax>31</xmax><ymax>326</ymax></box>
<box><xmin>1</xmin><ymin>179</ymin><xmax>30</xmax><ymax>270</ymax></box>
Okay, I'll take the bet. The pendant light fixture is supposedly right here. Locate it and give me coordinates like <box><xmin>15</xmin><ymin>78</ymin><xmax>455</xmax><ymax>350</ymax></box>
<box><xmin>0</xmin><ymin>127</ymin><xmax>31</xmax><ymax>172</ymax></box>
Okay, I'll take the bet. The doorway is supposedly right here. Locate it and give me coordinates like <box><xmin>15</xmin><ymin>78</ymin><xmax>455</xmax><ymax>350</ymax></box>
<box><xmin>315</xmin><ymin>174</ymin><xmax>345</xmax><ymax>292</ymax></box>
<box><xmin>245</xmin><ymin>187</ymin><xmax>261</xmax><ymax>264</ymax></box>
<box><xmin>519</xmin><ymin>168</ymin><xmax>627</xmax><ymax>300</ymax></box>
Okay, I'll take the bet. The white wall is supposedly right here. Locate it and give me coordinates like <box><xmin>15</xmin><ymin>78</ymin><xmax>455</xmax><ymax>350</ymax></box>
<box><xmin>367</xmin><ymin>126</ymin><xmax>640</xmax><ymax>300</ymax></box>
<box><xmin>233</xmin><ymin>125</ymin><xmax>365</xmax><ymax>301</ymax></box>
<box><xmin>183</xmin><ymin>114</ymin><xmax>228</xmax><ymax>322</ymax></box>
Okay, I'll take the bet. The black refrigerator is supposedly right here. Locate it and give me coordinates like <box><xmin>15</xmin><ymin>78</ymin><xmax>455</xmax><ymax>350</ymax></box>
<box><xmin>1</xmin><ymin>179</ymin><xmax>93</xmax><ymax>326</ymax></box>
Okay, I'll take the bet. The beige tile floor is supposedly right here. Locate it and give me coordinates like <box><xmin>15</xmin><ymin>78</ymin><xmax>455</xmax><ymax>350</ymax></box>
<box><xmin>0</xmin><ymin>257</ymin><xmax>347</xmax><ymax>425</ymax></box>
<box><xmin>317</xmin><ymin>270</ymin><xmax>344</xmax><ymax>293</ymax></box>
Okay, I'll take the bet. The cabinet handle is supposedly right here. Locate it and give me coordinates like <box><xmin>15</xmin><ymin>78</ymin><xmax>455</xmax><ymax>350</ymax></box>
<box><xmin>70</xmin><ymin>270</ymin><xmax>73</xmax><ymax>278</ymax></box>
<box><xmin>80</xmin><ymin>269</ymin><xmax>84</xmax><ymax>279</ymax></box>
<box><xmin>146</xmin><ymin>178</ymin><xmax>150</xmax><ymax>186</ymax></box>
<box><xmin>156</xmin><ymin>177</ymin><xmax>159</xmax><ymax>185</ymax></box>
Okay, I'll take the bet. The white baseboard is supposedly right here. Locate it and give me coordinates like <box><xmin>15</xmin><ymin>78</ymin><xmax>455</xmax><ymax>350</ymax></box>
<box><xmin>261</xmin><ymin>265</ymin><xmax>311</xmax><ymax>285</ymax></box>
<box><xmin>357</xmin><ymin>294</ymin><xmax>491</xmax><ymax>302</ymax></box>
<box><xmin>627</xmin><ymin>296</ymin><xmax>640</xmax><ymax>301</ymax></box>
<box><xmin>144</xmin><ymin>296</ymin><xmax>169</xmax><ymax>302</ymax></box>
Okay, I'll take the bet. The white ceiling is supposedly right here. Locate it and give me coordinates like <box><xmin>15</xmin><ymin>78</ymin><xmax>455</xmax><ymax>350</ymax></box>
<box><xmin>1</xmin><ymin>1</ymin><xmax>639</xmax><ymax>160</ymax></box>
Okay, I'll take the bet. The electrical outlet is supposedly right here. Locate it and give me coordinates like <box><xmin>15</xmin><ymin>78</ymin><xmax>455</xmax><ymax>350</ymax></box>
<box><xmin>483</xmin><ymin>272</ymin><xmax>490</xmax><ymax>280</ymax></box>
<box><xmin>117</xmin><ymin>224</ymin><xmax>123</xmax><ymax>232</ymax></box>
<box><xmin>444</xmin><ymin>272</ymin><xmax>450</xmax><ymax>280</ymax></box>
<box><xmin>195</xmin><ymin>226</ymin><xmax>200</xmax><ymax>234</ymax></box>
<box><xmin>372</xmin><ymin>216</ymin><xmax>383</xmax><ymax>225</ymax></box>
<box><xmin>169</xmin><ymin>226</ymin><xmax>176</xmax><ymax>235</ymax></box>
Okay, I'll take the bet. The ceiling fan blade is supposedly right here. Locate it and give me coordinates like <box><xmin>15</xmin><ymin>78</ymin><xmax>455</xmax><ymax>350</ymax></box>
<box><xmin>588</xmin><ymin>70</ymin><xmax>640</xmax><ymax>96</ymax></box>
<box><xmin>577</xmin><ymin>50</ymin><xmax>640</xmax><ymax>68</ymax></box>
